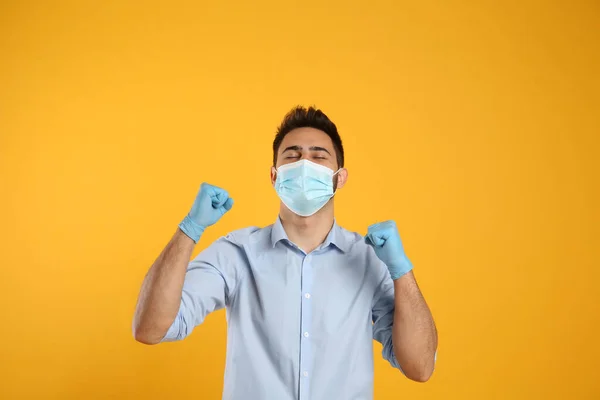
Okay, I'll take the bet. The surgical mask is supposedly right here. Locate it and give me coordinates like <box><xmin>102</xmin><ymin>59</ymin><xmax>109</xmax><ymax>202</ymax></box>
<box><xmin>273</xmin><ymin>159</ymin><xmax>341</xmax><ymax>217</ymax></box>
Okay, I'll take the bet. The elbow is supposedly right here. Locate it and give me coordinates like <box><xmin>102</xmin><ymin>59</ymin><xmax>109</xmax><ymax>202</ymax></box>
<box><xmin>132</xmin><ymin>321</ymin><xmax>164</xmax><ymax>345</ymax></box>
<box><xmin>396</xmin><ymin>351</ymin><xmax>436</xmax><ymax>383</ymax></box>
<box><xmin>133</xmin><ymin>331</ymin><xmax>162</xmax><ymax>345</ymax></box>
<box><xmin>404</xmin><ymin>368</ymin><xmax>434</xmax><ymax>383</ymax></box>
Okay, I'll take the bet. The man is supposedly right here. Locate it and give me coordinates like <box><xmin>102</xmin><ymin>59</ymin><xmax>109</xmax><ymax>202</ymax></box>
<box><xmin>132</xmin><ymin>106</ymin><xmax>438</xmax><ymax>400</ymax></box>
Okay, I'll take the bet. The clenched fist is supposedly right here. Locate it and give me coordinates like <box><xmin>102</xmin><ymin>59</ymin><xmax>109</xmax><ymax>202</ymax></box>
<box><xmin>179</xmin><ymin>183</ymin><xmax>234</xmax><ymax>243</ymax></box>
<box><xmin>365</xmin><ymin>220</ymin><xmax>413</xmax><ymax>280</ymax></box>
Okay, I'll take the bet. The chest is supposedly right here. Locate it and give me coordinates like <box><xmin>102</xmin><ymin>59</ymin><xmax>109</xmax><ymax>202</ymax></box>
<box><xmin>234</xmin><ymin>247</ymin><xmax>379</xmax><ymax>338</ymax></box>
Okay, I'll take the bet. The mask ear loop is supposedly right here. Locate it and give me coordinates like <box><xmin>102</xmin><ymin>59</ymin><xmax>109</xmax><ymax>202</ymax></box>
<box><xmin>332</xmin><ymin>168</ymin><xmax>343</xmax><ymax>195</ymax></box>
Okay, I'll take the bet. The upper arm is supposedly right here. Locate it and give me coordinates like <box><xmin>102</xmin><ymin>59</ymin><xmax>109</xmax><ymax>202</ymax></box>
<box><xmin>161</xmin><ymin>237</ymin><xmax>245</xmax><ymax>342</ymax></box>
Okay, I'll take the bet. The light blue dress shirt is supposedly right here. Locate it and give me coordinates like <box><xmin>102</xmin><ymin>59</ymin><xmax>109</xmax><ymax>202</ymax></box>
<box><xmin>162</xmin><ymin>218</ymin><xmax>401</xmax><ymax>400</ymax></box>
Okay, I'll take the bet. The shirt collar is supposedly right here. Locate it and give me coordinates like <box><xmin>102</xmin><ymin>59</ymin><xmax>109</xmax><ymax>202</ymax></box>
<box><xmin>270</xmin><ymin>217</ymin><xmax>350</xmax><ymax>253</ymax></box>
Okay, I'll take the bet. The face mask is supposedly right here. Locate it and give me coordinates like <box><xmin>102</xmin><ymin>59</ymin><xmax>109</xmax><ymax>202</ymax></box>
<box><xmin>273</xmin><ymin>159</ymin><xmax>341</xmax><ymax>217</ymax></box>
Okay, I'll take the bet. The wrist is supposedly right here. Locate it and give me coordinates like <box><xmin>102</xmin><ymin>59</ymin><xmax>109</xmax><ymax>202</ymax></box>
<box><xmin>387</xmin><ymin>256</ymin><xmax>413</xmax><ymax>280</ymax></box>
<box><xmin>178</xmin><ymin>214</ymin><xmax>206</xmax><ymax>243</ymax></box>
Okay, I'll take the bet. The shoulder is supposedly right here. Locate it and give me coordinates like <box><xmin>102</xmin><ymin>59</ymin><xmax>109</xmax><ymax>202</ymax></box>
<box><xmin>222</xmin><ymin>226</ymin><xmax>263</xmax><ymax>245</ymax></box>
<box><xmin>193</xmin><ymin>225</ymin><xmax>269</xmax><ymax>273</ymax></box>
<box><xmin>206</xmin><ymin>224</ymin><xmax>275</xmax><ymax>256</ymax></box>
<box><xmin>337</xmin><ymin>224</ymin><xmax>387</xmax><ymax>267</ymax></box>
<box><xmin>336</xmin><ymin>225</ymin><xmax>373</xmax><ymax>253</ymax></box>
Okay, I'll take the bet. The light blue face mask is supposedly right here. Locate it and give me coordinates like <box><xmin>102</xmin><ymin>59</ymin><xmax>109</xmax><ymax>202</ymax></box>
<box><xmin>274</xmin><ymin>159</ymin><xmax>341</xmax><ymax>217</ymax></box>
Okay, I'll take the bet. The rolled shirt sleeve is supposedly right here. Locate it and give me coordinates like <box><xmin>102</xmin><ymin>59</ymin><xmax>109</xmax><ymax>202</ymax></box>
<box><xmin>161</xmin><ymin>235</ymin><xmax>245</xmax><ymax>342</ymax></box>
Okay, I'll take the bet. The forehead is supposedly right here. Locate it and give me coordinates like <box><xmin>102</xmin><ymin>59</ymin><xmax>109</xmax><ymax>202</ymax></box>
<box><xmin>279</xmin><ymin>127</ymin><xmax>334</xmax><ymax>151</ymax></box>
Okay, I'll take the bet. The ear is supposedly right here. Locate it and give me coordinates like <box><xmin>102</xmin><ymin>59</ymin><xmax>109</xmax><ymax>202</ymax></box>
<box><xmin>270</xmin><ymin>166</ymin><xmax>277</xmax><ymax>186</ymax></box>
<box><xmin>336</xmin><ymin>168</ymin><xmax>349</xmax><ymax>189</ymax></box>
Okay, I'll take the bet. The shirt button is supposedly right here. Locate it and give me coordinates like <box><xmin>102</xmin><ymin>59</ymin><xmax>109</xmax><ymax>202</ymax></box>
<box><xmin>304</xmin><ymin>293</ymin><xmax>311</xmax><ymax>299</ymax></box>
<box><xmin>303</xmin><ymin>332</ymin><xmax>309</xmax><ymax>338</ymax></box>
<box><xmin>303</xmin><ymin>371</ymin><xmax>309</xmax><ymax>377</ymax></box>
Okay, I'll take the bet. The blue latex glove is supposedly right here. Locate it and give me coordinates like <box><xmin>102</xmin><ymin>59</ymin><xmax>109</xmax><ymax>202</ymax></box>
<box><xmin>365</xmin><ymin>220</ymin><xmax>413</xmax><ymax>280</ymax></box>
<box><xmin>178</xmin><ymin>183</ymin><xmax>234</xmax><ymax>243</ymax></box>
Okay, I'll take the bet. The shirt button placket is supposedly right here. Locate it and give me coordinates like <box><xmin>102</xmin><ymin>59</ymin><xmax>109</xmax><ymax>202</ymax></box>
<box><xmin>299</xmin><ymin>254</ymin><xmax>313</xmax><ymax>400</ymax></box>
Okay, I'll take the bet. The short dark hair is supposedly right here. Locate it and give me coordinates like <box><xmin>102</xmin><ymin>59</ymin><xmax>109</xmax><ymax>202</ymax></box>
<box><xmin>272</xmin><ymin>106</ymin><xmax>344</xmax><ymax>167</ymax></box>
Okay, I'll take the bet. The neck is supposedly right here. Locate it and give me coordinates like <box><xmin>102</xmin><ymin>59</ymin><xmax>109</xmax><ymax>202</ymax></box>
<box><xmin>279</xmin><ymin>201</ymin><xmax>335</xmax><ymax>253</ymax></box>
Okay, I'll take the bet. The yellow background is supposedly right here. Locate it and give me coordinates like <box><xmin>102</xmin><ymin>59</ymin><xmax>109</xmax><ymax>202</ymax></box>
<box><xmin>1</xmin><ymin>1</ymin><xmax>599</xmax><ymax>399</ymax></box>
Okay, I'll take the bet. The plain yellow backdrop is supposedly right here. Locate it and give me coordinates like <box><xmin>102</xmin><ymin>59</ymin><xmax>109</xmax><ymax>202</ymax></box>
<box><xmin>1</xmin><ymin>1</ymin><xmax>599</xmax><ymax>399</ymax></box>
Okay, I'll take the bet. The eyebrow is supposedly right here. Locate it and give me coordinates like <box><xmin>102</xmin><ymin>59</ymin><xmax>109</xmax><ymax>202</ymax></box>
<box><xmin>282</xmin><ymin>145</ymin><xmax>331</xmax><ymax>155</ymax></box>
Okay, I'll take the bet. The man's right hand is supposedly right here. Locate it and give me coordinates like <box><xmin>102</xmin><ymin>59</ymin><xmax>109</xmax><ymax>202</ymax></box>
<box><xmin>178</xmin><ymin>183</ymin><xmax>234</xmax><ymax>243</ymax></box>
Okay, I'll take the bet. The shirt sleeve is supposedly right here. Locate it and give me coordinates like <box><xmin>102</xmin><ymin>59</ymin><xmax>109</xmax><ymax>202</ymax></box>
<box><xmin>370</xmin><ymin>249</ymin><xmax>403</xmax><ymax>371</ymax></box>
<box><xmin>161</xmin><ymin>235</ymin><xmax>244</xmax><ymax>342</ymax></box>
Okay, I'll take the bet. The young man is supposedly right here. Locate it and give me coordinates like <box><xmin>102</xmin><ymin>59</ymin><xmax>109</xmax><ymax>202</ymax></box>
<box><xmin>132</xmin><ymin>106</ymin><xmax>438</xmax><ymax>400</ymax></box>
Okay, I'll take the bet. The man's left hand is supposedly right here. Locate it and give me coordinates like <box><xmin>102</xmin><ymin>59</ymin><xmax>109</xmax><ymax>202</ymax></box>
<box><xmin>365</xmin><ymin>220</ymin><xmax>413</xmax><ymax>280</ymax></box>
